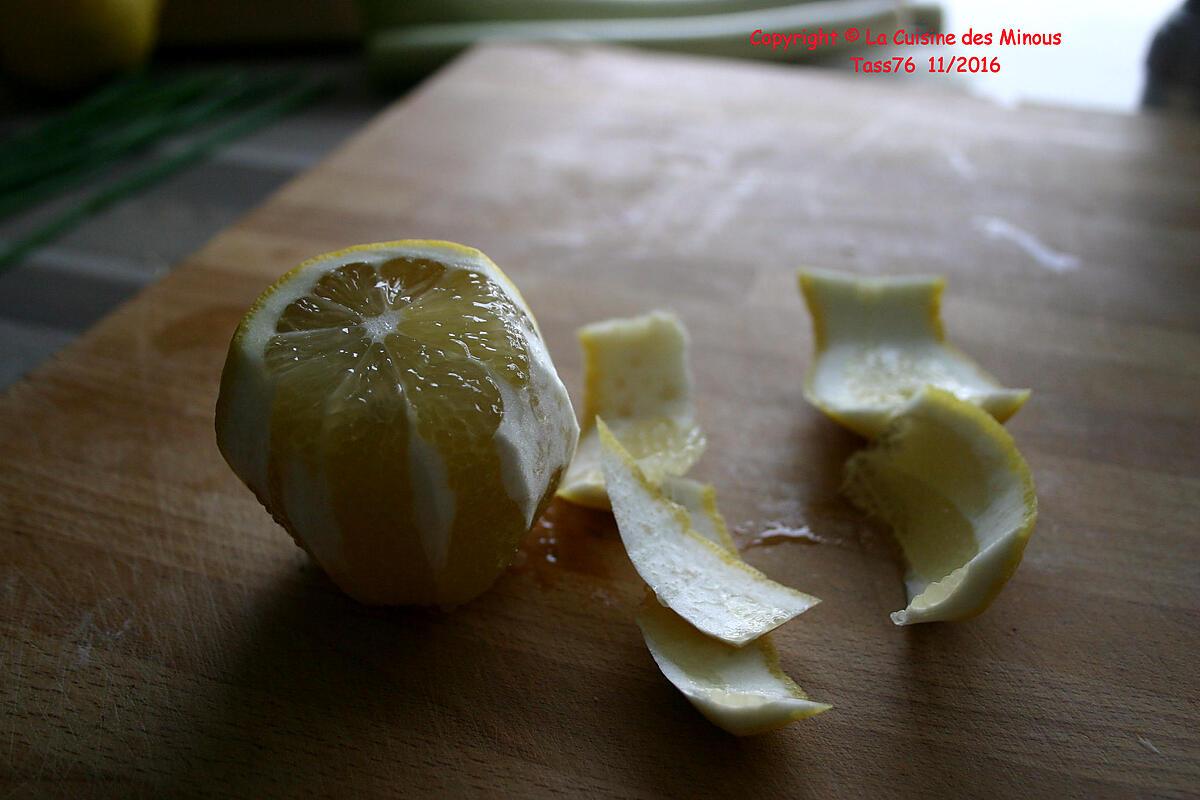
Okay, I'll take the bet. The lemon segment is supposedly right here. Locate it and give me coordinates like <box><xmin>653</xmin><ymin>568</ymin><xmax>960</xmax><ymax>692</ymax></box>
<box><xmin>639</xmin><ymin>477</ymin><xmax>829</xmax><ymax>735</ymax></box>
<box><xmin>843</xmin><ymin>387</ymin><xmax>1038</xmax><ymax>624</ymax></box>
<box><xmin>216</xmin><ymin>241</ymin><xmax>578</xmax><ymax>606</ymax></box>
<box><xmin>557</xmin><ymin>311</ymin><xmax>705</xmax><ymax>510</ymax></box>
<box><xmin>598</xmin><ymin>421</ymin><xmax>818</xmax><ymax>646</ymax></box>
<box><xmin>798</xmin><ymin>268</ymin><xmax>1029</xmax><ymax>438</ymax></box>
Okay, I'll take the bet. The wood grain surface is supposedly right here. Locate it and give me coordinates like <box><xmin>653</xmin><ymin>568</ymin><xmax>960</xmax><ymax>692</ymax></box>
<box><xmin>2</xmin><ymin>44</ymin><xmax>1199</xmax><ymax>799</ymax></box>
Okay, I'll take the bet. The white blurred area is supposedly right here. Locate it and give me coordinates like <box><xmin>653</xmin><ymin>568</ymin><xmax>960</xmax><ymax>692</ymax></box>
<box><xmin>902</xmin><ymin>0</ymin><xmax>1181</xmax><ymax>111</ymax></box>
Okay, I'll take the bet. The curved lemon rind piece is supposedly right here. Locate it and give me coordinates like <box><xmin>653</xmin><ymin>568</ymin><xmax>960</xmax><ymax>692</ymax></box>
<box><xmin>638</xmin><ymin>477</ymin><xmax>829</xmax><ymax>735</ymax></box>
<box><xmin>578</xmin><ymin>311</ymin><xmax>693</xmax><ymax>424</ymax></box>
<box><xmin>798</xmin><ymin>268</ymin><xmax>948</xmax><ymax>352</ymax></box>
<box><xmin>798</xmin><ymin>268</ymin><xmax>1030</xmax><ymax>438</ymax></box>
<box><xmin>598</xmin><ymin>420</ymin><xmax>818</xmax><ymax>646</ymax></box>
<box><xmin>558</xmin><ymin>311</ymin><xmax>705</xmax><ymax>509</ymax></box>
<box><xmin>844</xmin><ymin>387</ymin><xmax>1037</xmax><ymax>625</ymax></box>
<box><xmin>802</xmin><ymin>385</ymin><xmax>1031</xmax><ymax>441</ymax></box>
<box><xmin>637</xmin><ymin>599</ymin><xmax>830</xmax><ymax>736</ymax></box>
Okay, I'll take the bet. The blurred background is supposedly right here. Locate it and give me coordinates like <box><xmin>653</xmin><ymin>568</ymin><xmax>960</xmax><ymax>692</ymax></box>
<box><xmin>1</xmin><ymin>0</ymin><xmax>1197</xmax><ymax>387</ymax></box>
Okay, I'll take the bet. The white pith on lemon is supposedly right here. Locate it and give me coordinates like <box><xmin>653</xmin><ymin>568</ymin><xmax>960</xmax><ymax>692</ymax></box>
<box><xmin>844</xmin><ymin>387</ymin><xmax>1037</xmax><ymax>625</ymax></box>
<box><xmin>659</xmin><ymin>477</ymin><xmax>736</xmax><ymax>552</ymax></box>
<box><xmin>598</xmin><ymin>421</ymin><xmax>818</xmax><ymax>646</ymax></box>
<box><xmin>798</xmin><ymin>268</ymin><xmax>1029</xmax><ymax>438</ymax></box>
<box><xmin>639</xmin><ymin>477</ymin><xmax>829</xmax><ymax>735</ymax></box>
<box><xmin>215</xmin><ymin>240</ymin><xmax>578</xmax><ymax>606</ymax></box>
<box><xmin>557</xmin><ymin>311</ymin><xmax>704</xmax><ymax>510</ymax></box>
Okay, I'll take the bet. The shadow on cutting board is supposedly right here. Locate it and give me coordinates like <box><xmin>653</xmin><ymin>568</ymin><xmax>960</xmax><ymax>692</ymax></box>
<box><xmin>147</xmin><ymin>530</ymin><xmax>833</xmax><ymax>796</ymax></box>
<box><xmin>884</xmin><ymin>624</ymin><xmax>1025</xmax><ymax>796</ymax></box>
<box><xmin>152</xmin><ymin>569</ymin><xmax>450</xmax><ymax>796</ymax></box>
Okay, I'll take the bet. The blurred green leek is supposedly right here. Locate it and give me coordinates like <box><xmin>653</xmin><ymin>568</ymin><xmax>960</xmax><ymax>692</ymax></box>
<box><xmin>0</xmin><ymin>71</ymin><xmax>330</xmax><ymax>272</ymax></box>
<box><xmin>361</xmin><ymin>0</ymin><xmax>937</xmax><ymax>86</ymax></box>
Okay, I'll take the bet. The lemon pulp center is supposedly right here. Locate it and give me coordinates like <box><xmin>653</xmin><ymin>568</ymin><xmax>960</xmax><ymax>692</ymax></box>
<box><xmin>260</xmin><ymin>256</ymin><xmax>534</xmax><ymax>603</ymax></box>
<box><xmin>362</xmin><ymin>309</ymin><xmax>404</xmax><ymax>342</ymax></box>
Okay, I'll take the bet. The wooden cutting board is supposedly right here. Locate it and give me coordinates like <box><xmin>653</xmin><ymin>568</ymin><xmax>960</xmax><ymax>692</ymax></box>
<box><xmin>3</xmin><ymin>44</ymin><xmax>1198</xmax><ymax>799</ymax></box>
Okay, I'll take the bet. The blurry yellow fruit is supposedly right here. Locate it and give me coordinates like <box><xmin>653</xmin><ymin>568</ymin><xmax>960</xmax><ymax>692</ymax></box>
<box><xmin>0</xmin><ymin>0</ymin><xmax>161</xmax><ymax>91</ymax></box>
<box><xmin>798</xmin><ymin>268</ymin><xmax>1029</xmax><ymax>438</ymax></box>
<box><xmin>557</xmin><ymin>311</ymin><xmax>704</xmax><ymax>509</ymax></box>
<box><xmin>637</xmin><ymin>477</ymin><xmax>829</xmax><ymax>735</ymax></box>
<box><xmin>215</xmin><ymin>241</ymin><xmax>578</xmax><ymax>606</ymax></box>
<box><xmin>844</xmin><ymin>387</ymin><xmax>1037</xmax><ymax>624</ymax></box>
<box><xmin>598</xmin><ymin>421</ymin><xmax>817</xmax><ymax>646</ymax></box>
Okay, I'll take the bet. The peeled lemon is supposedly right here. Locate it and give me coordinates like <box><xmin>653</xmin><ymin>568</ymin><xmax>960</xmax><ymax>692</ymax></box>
<box><xmin>844</xmin><ymin>387</ymin><xmax>1037</xmax><ymax>624</ymax></box>
<box><xmin>798</xmin><ymin>268</ymin><xmax>1029</xmax><ymax>438</ymax></box>
<box><xmin>637</xmin><ymin>477</ymin><xmax>829</xmax><ymax>735</ymax></box>
<box><xmin>557</xmin><ymin>311</ymin><xmax>704</xmax><ymax>509</ymax></box>
<box><xmin>215</xmin><ymin>241</ymin><xmax>578</xmax><ymax>606</ymax></box>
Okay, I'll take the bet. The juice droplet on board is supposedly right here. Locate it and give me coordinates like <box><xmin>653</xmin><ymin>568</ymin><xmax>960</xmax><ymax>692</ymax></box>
<box><xmin>735</xmin><ymin>522</ymin><xmax>828</xmax><ymax>550</ymax></box>
<box><xmin>514</xmin><ymin>500</ymin><xmax>617</xmax><ymax>586</ymax></box>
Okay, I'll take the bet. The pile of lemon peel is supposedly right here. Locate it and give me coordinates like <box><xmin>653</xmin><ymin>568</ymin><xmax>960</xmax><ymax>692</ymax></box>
<box><xmin>558</xmin><ymin>312</ymin><xmax>827</xmax><ymax>735</ymax></box>
<box><xmin>798</xmin><ymin>269</ymin><xmax>1038</xmax><ymax>625</ymax></box>
<box><xmin>555</xmin><ymin>273</ymin><xmax>1038</xmax><ymax>732</ymax></box>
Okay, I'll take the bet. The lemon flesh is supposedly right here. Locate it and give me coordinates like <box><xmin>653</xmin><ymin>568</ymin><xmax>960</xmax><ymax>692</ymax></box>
<box><xmin>558</xmin><ymin>311</ymin><xmax>705</xmax><ymax>509</ymax></box>
<box><xmin>216</xmin><ymin>241</ymin><xmax>578</xmax><ymax>606</ymax></box>
<box><xmin>844</xmin><ymin>387</ymin><xmax>1037</xmax><ymax>624</ymax></box>
<box><xmin>638</xmin><ymin>477</ymin><xmax>829</xmax><ymax>735</ymax></box>
<box><xmin>599</xmin><ymin>421</ymin><xmax>818</xmax><ymax>646</ymax></box>
<box><xmin>798</xmin><ymin>268</ymin><xmax>1029</xmax><ymax>438</ymax></box>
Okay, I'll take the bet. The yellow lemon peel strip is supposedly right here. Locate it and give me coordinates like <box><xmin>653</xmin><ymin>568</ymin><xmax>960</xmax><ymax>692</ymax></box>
<box><xmin>557</xmin><ymin>311</ymin><xmax>705</xmax><ymax>509</ymax></box>
<box><xmin>637</xmin><ymin>600</ymin><xmax>830</xmax><ymax>735</ymax></box>
<box><xmin>598</xmin><ymin>420</ymin><xmax>818</xmax><ymax>646</ymax></box>
<box><xmin>798</xmin><ymin>268</ymin><xmax>1029</xmax><ymax>438</ymax></box>
<box><xmin>844</xmin><ymin>387</ymin><xmax>1038</xmax><ymax>624</ymax></box>
<box><xmin>639</xmin><ymin>476</ymin><xmax>829</xmax><ymax>735</ymax></box>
